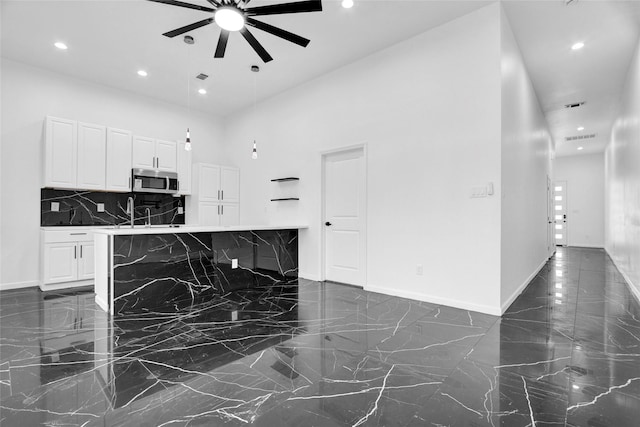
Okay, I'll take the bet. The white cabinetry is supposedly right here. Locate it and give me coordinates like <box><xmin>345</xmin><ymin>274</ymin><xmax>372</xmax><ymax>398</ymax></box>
<box><xmin>77</xmin><ymin>123</ymin><xmax>106</xmax><ymax>190</ymax></box>
<box><xmin>132</xmin><ymin>136</ymin><xmax>177</xmax><ymax>172</ymax></box>
<box><xmin>41</xmin><ymin>229</ymin><xmax>95</xmax><ymax>291</ymax></box>
<box><xmin>44</xmin><ymin>116</ymin><xmax>78</xmax><ymax>189</ymax></box>
<box><xmin>188</xmin><ymin>164</ymin><xmax>240</xmax><ymax>226</ymax></box>
<box><xmin>106</xmin><ymin>128</ymin><xmax>132</xmax><ymax>192</ymax></box>
<box><xmin>177</xmin><ymin>141</ymin><xmax>192</xmax><ymax>195</ymax></box>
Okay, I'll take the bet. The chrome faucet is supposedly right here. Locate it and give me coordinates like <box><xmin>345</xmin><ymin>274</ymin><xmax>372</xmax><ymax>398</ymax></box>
<box><xmin>145</xmin><ymin>208</ymin><xmax>151</xmax><ymax>228</ymax></box>
<box><xmin>126</xmin><ymin>197</ymin><xmax>134</xmax><ymax>228</ymax></box>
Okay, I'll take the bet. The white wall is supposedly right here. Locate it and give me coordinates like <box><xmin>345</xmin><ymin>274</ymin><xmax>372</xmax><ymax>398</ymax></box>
<box><xmin>222</xmin><ymin>4</ymin><xmax>504</xmax><ymax>314</ymax></box>
<box><xmin>555</xmin><ymin>153</ymin><xmax>604</xmax><ymax>248</ymax></box>
<box><xmin>499</xmin><ymin>7</ymin><xmax>554</xmax><ymax>311</ymax></box>
<box><xmin>606</xmin><ymin>34</ymin><xmax>640</xmax><ymax>300</ymax></box>
<box><xmin>0</xmin><ymin>59</ymin><xmax>226</xmax><ymax>289</ymax></box>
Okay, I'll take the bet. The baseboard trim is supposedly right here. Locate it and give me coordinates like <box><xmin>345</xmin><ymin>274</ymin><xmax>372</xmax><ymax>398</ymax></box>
<box><xmin>605</xmin><ymin>248</ymin><xmax>640</xmax><ymax>305</ymax></box>
<box><xmin>364</xmin><ymin>284</ymin><xmax>501</xmax><ymax>316</ymax></box>
<box><xmin>299</xmin><ymin>272</ymin><xmax>321</xmax><ymax>282</ymax></box>
<box><xmin>568</xmin><ymin>244</ymin><xmax>604</xmax><ymax>249</ymax></box>
<box><xmin>39</xmin><ymin>280</ymin><xmax>93</xmax><ymax>292</ymax></box>
<box><xmin>0</xmin><ymin>280</ymin><xmax>39</xmax><ymax>291</ymax></box>
<box><xmin>500</xmin><ymin>257</ymin><xmax>548</xmax><ymax>315</ymax></box>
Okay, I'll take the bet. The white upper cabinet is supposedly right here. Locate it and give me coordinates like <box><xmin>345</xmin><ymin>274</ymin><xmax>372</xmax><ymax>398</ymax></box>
<box><xmin>198</xmin><ymin>164</ymin><xmax>222</xmax><ymax>202</ymax></box>
<box><xmin>132</xmin><ymin>136</ymin><xmax>156</xmax><ymax>170</ymax></box>
<box><xmin>106</xmin><ymin>128</ymin><xmax>133</xmax><ymax>192</ymax></box>
<box><xmin>156</xmin><ymin>140</ymin><xmax>177</xmax><ymax>172</ymax></box>
<box><xmin>177</xmin><ymin>141</ymin><xmax>192</xmax><ymax>195</ymax></box>
<box><xmin>45</xmin><ymin>116</ymin><xmax>78</xmax><ymax>189</ymax></box>
<box><xmin>132</xmin><ymin>136</ymin><xmax>177</xmax><ymax>172</ymax></box>
<box><xmin>76</xmin><ymin>122</ymin><xmax>106</xmax><ymax>190</ymax></box>
<box><xmin>220</xmin><ymin>167</ymin><xmax>240</xmax><ymax>203</ymax></box>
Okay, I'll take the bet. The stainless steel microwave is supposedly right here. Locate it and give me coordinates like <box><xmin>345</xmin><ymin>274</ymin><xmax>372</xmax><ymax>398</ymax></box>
<box><xmin>131</xmin><ymin>169</ymin><xmax>179</xmax><ymax>194</ymax></box>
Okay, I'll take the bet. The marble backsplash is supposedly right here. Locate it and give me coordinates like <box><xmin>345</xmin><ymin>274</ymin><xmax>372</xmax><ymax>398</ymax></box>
<box><xmin>41</xmin><ymin>189</ymin><xmax>185</xmax><ymax>226</ymax></box>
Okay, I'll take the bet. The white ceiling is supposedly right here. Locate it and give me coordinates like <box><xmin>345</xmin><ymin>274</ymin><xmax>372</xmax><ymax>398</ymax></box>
<box><xmin>0</xmin><ymin>0</ymin><xmax>492</xmax><ymax>117</ymax></box>
<box><xmin>2</xmin><ymin>1</ymin><xmax>639</xmax><ymax>158</ymax></box>
<box><xmin>503</xmin><ymin>0</ymin><xmax>640</xmax><ymax>157</ymax></box>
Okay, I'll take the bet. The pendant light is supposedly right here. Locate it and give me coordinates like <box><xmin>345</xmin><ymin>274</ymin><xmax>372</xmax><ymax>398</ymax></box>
<box><xmin>184</xmin><ymin>35</ymin><xmax>194</xmax><ymax>152</ymax></box>
<box><xmin>251</xmin><ymin>65</ymin><xmax>260</xmax><ymax>160</ymax></box>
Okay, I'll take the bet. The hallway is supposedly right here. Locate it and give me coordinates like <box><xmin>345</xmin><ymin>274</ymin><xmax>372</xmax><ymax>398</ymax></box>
<box><xmin>0</xmin><ymin>247</ymin><xmax>639</xmax><ymax>426</ymax></box>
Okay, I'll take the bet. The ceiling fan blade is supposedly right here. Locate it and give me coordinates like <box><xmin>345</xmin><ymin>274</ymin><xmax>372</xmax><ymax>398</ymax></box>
<box><xmin>215</xmin><ymin>30</ymin><xmax>230</xmax><ymax>58</ymax></box>
<box><xmin>239</xmin><ymin>28</ymin><xmax>273</xmax><ymax>62</ymax></box>
<box><xmin>162</xmin><ymin>18</ymin><xmax>214</xmax><ymax>38</ymax></box>
<box><xmin>245</xmin><ymin>0</ymin><xmax>322</xmax><ymax>16</ymax></box>
<box><xmin>147</xmin><ymin>0</ymin><xmax>215</xmax><ymax>13</ymax></box>
<box><xmin>246</xmin><ymin>17</ymin><xmax>309</xmax><ymax>47</ymax></box>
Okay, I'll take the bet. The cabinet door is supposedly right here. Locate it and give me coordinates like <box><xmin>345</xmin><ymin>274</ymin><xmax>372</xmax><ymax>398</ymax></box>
<box><xmin>156</xmin><ymin>140</ymin><xmax>177</xmax><ymax>172</ymax></box>
<box><xmin>176</xmin><ymin>141</ymin><xmax>192</xmax><ymax>195</ymax></box>
<box><xmin>76</xmin><ymin>122</ymin><xmax>106</xmax><ymax>190</ymax></box>
<box><xmin>106</xmin><ymin>128</ymin><xmax>132</xmax><ymax>192</ymax></box>
<box><xmin>77</xmin><ymin>243</ymin><xmax>94</xmax><ymax>281</ymax></box>
<box><xmin>43</xmin><ymin>243</ymin><xmax>78</xmax><ymax>284</ymax></box>
<box><xmin>220</xmin><ymin>204</ymin><xmax>239</xmax><ymax>226</ymax></box>
<box><xmin>200</xmin><ymin>202</ymin><xmax>221</xmax><ymax>226</ymax></box>
<box><xmin>132</xmin><ymin>136</ymin><xmax>156</xmax><ymax>169</ymax></box>
<box><xmin>199</xmin><ymin>164</ymin><xmax>221</xmax><ymax>202</ymax></box>
<box><xmin>220</xmin><ymin>167</ymin><xmax>240</xmax><ymax>203</ymax></box>
<box><xmin>45</xmin><ymin>117</ymin><xmax>77</xmax><ymax>189</ymax></box>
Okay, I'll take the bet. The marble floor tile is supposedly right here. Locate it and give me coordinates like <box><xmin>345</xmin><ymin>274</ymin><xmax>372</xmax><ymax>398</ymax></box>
<box><xmin>2</xmin><ymin>247</ymin><xmax>640</xmax><ymax>426</ymax></box>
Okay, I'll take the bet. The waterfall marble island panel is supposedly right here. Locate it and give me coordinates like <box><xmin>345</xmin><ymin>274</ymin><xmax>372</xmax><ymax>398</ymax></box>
<box><xmin>93</xmin><ymin>225</ymin><xmax>306</xmax><ymax>315</ymax></box>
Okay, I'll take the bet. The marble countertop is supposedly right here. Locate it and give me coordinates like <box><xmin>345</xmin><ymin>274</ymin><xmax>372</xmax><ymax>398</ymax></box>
<box><xmin>92</xmin><ymin>224</ymin><xmax>309</xmax><ymax>235</ymax></box>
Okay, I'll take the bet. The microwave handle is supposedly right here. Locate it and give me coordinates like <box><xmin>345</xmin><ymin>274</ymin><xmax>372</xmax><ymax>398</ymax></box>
<box><xmin>166</xmin><ymin>176</ymin><xmax>170</xmax><ymax>191</ymax></box>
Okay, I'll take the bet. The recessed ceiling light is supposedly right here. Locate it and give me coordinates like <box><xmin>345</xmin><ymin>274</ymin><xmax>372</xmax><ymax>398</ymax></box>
<box><xmin>571</xmin><ymin>42</ymin><xmax>585</xmax><ymax>50</ymax></box>
<box><xmin>54</xmin><ymin>42</ymin><xmax>68</xmax><ymax>50</ymax></box>
<box><xmin>342</xmin><ymin>0</ymin><xmax>354</xmax><ymax>8</ymax></box>
<box><xmin>577</xmin><ymin>126</ymin><xmax>584</xmax><ymax>131</ymax></box>
<box><xmin>137</xmin><ymin>70</ymin><xmax>148</xmax><ymax>77</ymax></box>
<box><xmin>577</xmin><ymin>146</ymin><xmax>584</xmax><ymax>150</ymax></box>
<box><xmin>198</xmin><ymin>88</ymin><xmax>207</xmax><ymax>95</ymax></box>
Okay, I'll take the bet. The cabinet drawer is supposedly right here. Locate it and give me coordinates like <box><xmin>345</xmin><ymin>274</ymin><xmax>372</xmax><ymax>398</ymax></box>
<box><xmin>42</xmin><ymin>229</ymin><xmax>95</xmax><ymax>243</ymax></box>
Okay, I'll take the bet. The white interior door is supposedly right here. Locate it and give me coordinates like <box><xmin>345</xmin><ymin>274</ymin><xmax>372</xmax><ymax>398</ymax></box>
<box><xmin>323</xmin><ymin>147</ymin><xmax>366</xmax><ymax>286</ymax></box>
<box><xmin>554</xmin><ymin>181</ymin><xmax>568</xmax><ymax>246</ymax></box>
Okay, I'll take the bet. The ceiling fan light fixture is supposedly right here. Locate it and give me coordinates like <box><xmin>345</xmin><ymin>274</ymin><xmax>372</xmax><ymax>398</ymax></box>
<box><xmin>341</xmin><ymin>0</ymin><xmax>354</xmax><ymax>8</ymax></box>
<box><xmin>215</xmin><ymin>7</ymin><xmax>245</xmax><ymax>32</ymax></box>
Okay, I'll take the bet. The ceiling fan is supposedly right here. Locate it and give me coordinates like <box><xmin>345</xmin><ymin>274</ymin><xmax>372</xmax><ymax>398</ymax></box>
<box><xmin>148</xmin><ymin>0</ymin><xmax>322</xmax><ymax>63</ymax></box>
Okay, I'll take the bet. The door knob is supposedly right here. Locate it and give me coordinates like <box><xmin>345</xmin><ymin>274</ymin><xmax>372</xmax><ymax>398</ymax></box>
<box><xmin>325</xmin><ymin>222</ymin><xmax>332</xmax><ymax>226</ymax></box>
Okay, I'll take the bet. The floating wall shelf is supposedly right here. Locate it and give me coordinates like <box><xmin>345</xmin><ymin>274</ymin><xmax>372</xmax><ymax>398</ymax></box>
<box><xmin>270</xmin><ymin>177</ymin><xmax>300</xmax><ymax>182</ymax></box>
<box><xmin>270</xmin><ymin>198</ymin><xmax>299</xmax><ymax>201</ymax></box>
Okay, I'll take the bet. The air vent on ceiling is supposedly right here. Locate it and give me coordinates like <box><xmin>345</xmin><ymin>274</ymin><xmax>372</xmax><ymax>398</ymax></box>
<box><xmin>564</xmin><ymin>101</ymin><xmax>585</xmax><ymax>109</ymax></box>
<box><xmin>196</xmin><ymin>73</ymin><xmax>209</xmax><ymax>80</ymax></box>
<box><xmin>565</xmin><ymin>134</ymin><xmax>596</xmax><ymax>141</ymax></box>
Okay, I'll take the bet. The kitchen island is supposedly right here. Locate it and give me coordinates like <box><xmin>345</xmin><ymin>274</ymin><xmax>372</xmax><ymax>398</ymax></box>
<box><xmin>93</xmin><ymin>225</ymin><xmax>306</xmax><ymax>315</ymax></box>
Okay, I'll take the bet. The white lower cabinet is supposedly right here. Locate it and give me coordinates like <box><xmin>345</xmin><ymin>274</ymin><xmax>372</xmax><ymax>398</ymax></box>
<box><xmin>196</xmin><ymin>202</ymin><xmax>240</xmax><ymax>226</ymax></box>
<box><xmin>41</xmin><ymin>230</ymin><xmax>95</xmax><ymax>291</ymax></box>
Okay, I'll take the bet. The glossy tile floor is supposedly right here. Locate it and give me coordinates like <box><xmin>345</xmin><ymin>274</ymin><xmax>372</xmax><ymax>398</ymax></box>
<box><xmin>1</xmin><ymin>247</ymin><xmax>639</xmax><ymax>426</ymax></box>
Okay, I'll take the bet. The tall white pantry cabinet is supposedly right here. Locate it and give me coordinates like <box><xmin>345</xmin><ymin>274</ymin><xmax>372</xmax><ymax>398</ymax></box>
<box><xmin>188</xmin><ymin>164</ymin><xmax>240</xmax><ymax>226</ymax></box>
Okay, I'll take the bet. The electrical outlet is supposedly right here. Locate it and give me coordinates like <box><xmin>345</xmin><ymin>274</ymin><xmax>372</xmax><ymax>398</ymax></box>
<box><xmin>232</xmin><ymin>259</ymin><xmax>238</xmax><ymax>269</ymax></box>
<box><xmin>51</xmin><ymin>202</ymin><xmax>60</xmax><ymax>212</ymax></box>
<box><xmin>97</xmin><ymin>203</ymin><xmax>105</xmax><ymax>213</ymax></box>
<box><xmin>231</xmin><ymin>310</ymin><xmax>238</xmax><ymax>321</ymax></box>
<box><xmin>178</xmin><ymin>206</ymin><xmax>184</xmax><ymax>214</ymax></box>
<box><xmin>416</xmin><ymin>264</ymin><xmax>424</xmax><ymax>275</ymax></box>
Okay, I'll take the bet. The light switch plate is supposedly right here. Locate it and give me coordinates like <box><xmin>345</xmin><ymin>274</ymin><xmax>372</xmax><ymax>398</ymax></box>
<box><xmin>231</xmin><ymin>310</ymin><xmax>238</xmax><ymax>321</ymax></box>
<box><xmin>232</xmin><ymin>259</ymin><xmax>238</xmax><ymax>269</ymax></box>
<box><xmin>51</xmin><ymin>202</ymin><xmax>60</xmax><ymax>212</ymax></box>
<box><xmin>97</xmin><ymin>203</ymin><xmax>105</xmax><ymax>212</ymax></box>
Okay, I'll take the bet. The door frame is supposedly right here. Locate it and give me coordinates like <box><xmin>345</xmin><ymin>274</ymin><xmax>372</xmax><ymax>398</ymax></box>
<box><xmin>320</xmin><ymin>143</ymin><xmax>368</xmax><ymax>286</ymax></box>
